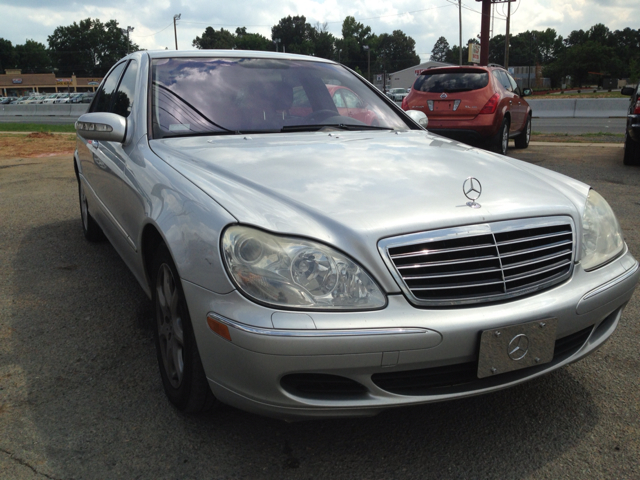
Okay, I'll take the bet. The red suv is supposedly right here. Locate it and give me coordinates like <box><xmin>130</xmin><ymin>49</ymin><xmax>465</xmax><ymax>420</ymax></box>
<box><xmin>402</xmin><ymin>65</ymin><xmax>532</xmax><ymax>155</ymax></box>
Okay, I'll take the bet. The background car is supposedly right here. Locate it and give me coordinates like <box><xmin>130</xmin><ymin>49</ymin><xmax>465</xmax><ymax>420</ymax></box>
<box><xmin>402</xmin><ymin>65</ymin><xmax>532</xmax><ymax>155</ymax></box>
<box><xmin>74</xmin><ymin>50</ymin><xmax>637</xmax><ymax>421</ymax></box>
<box><xmin>621</xmin><ymin>84</ymin><xmax>640</xmax><ymax>165</ymax></box>
<box><xmin>387</xmin><ymin>87</ymin><xmax>409</xmax><ymax>102</ymax></box>
<box><xmin>76</xmin><ymin>92</ymin><xmax>95</xmax><ymax>103</ymax></box>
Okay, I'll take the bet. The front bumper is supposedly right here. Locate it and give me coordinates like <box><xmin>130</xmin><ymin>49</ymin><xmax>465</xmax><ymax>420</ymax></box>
<box><xmin>183</xmin><ymin>248</ymin><xmax>639</xmax><ymax>420</ymax></box>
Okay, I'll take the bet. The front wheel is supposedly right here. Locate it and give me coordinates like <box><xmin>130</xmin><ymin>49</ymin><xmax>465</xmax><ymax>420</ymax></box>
<box><xmin>514</xmin><ymin>115</ymin><xmax>531</xmax><ymax>149</ymax></box>
<box><xmin>152</xmin><ymin>243</ymin><xmax>217</xmax><ymax>413</ymax></box>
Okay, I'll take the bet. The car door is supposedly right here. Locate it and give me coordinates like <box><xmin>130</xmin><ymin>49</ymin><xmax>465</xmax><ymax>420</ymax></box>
<box><xmin>493</xmin><ymin>70</ymin><xmax>521</xmax><ymax>132</ymax></box>
<box><xmin>78</xmin><ymin>60</ymin><xmax>141</xmax><ymax>255</ymax></box>
<box><xmin>506</xmin><ymin>72</ymin><xmax>527</xmax><ymax>131</ymax></box>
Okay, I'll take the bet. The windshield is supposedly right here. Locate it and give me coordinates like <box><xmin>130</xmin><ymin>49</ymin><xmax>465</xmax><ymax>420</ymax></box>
<box><xmin>413</xmin><ymin>70</ymin><xmax>489</xmax><ymax>93</ymax></box>
<box><xmin>151</xmin><ymin>57</ymin><xmax>410</xmax><ymax>138</ymax></box>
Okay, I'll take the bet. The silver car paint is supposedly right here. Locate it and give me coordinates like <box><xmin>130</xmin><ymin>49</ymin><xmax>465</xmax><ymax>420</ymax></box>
<box><xmin>74</xmin><ymin>50</ymin><xmax>638</xmax><ymax>419</ymax></box>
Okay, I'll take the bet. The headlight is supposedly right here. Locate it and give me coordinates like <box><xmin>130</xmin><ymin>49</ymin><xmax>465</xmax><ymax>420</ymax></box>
<box><xmin>222</xmin><ymin>225</ymin><xmax>386</xmax><ymax>310</ymax></box>
<box><xmin>581</xmin><ymin>190</ymin><xmax>624</xmax><ymax>270</ymax></box>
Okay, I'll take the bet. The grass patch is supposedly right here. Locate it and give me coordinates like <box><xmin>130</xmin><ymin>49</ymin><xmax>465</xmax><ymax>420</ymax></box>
<box><xmin>0</xmin><ymin>123</ymin><xmax>75</xmax><ymax>133</ymax></box>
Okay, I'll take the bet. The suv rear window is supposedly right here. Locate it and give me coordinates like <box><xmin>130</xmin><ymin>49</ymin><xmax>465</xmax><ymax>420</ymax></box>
<box><xmin>413</xmin><ymin>70</ymin><xmax>489</xmax><ymax>93</ymax></box>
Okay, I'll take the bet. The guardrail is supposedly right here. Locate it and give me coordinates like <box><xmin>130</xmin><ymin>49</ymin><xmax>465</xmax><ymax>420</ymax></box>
<box><xmin>0</xmin><ymin>104</ymin><xmax>89</xmax><ymax>117</ymax></box>
<box><xmin>527</xmin><ymin>98</ymin><xmax>628</xmax><ymax>118</ymax></box>
<box><xmin>0</xmin><ymin>99</ymin><xmax>630</xmax><ymax>119</ymax></box>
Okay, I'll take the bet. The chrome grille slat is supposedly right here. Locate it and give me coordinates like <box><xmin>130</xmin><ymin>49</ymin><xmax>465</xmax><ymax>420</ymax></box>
<box><xmin>411</xmin><ymin>280</ymin><xmax>506</xmax><ymax>291</ymax></box>
<box><xmin>501</xmin><ymin>250</ymin><xmax>572</xmax><ymax>270</ymax></box>
<box><xmin>390</xmin><ymin>242</ymin><xmax>497</xmax><ymax>259</ymax></box>
<box><xmin>396</xmin><ymin>255</ymin><xmax>499</xmax><ymax>269</ymax></box>
<box><xmin>498</xmin><ymin>240</ymin><xmax>573</xmax><ymax>259</ymax></box>
<box><xmin>380</xmin><ymin>217</ymin><xmax>575</xmax><ymax>306</ymax></box>
<box><xmin>404</xmin><ymin>267</ymin><xmax>503</xmax><ymax>280</ymax></box>
<box><xmin>503</xmin><ymin>260</ymin><xmax>572</xmax><ymax>283</ymax></box>
<box><xmin>496</xmin><ymin>231</ymin><xmax>572</xmax><ymax>246</ymax></box>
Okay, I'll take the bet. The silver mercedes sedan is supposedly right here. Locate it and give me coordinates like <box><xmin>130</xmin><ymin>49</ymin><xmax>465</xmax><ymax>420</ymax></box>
<box><xmin>74</xmin><ymin>50</ymin><xmax>639</xmax><ymax>420</ymax></box>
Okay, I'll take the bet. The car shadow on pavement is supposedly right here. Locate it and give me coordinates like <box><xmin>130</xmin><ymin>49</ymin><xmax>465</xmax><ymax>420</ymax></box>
<box><xmin>4</xmin><ymin>216</ymin><xmax>600</xmax><ymax>480</ymax></box>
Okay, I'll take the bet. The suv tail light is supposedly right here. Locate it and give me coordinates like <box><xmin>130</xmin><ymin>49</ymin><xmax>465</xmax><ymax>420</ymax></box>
<box><xmin>480</xmin><ymin>93</ymin><xmax>500</xmax><ymax>114</ymax></box>
<box><xmin>634</xmin><ymin>99</ymin><xmax>640</xmax><ymax>115</ymax></box>
<box><xmin>401</xmin><ymin>96</ymin><xmax>408</xmax><ymax>110</ymax></box>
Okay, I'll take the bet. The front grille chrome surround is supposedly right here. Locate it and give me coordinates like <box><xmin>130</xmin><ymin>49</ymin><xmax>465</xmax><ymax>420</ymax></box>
<box><xmin>378</xmin><ymin>217</ymin><xmax>576</xmax><ymax>306</ymax></box>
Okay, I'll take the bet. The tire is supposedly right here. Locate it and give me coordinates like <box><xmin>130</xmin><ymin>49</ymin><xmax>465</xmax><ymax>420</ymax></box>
<box><xmin>514</xmin><ymin>115</ymin><xmax>531</xmax><ymax>149</ymax></box>
<box><xmin>490</xmin><ymin>117</ymin><xmax>510</xmax><ymax>155</ymax></box>
<box><xmin>623</xmin><ymin>131</ymin><xmax>640</xmax><ymax>166</ymax></box>
<box><xmin>152</xmin><ymin>243</ymin><xmax>217</xmax><ymax>413</ymax></box>
<box><xmin>78</xmin><ymin>179</ymin><xmax>104</xmax><ymax>242</ymax></box>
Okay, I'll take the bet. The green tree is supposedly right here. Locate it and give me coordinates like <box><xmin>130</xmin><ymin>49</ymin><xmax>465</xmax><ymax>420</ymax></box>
<box><xmin>376</xmin><ymin>30</ymin><xmax>420</xmax><ymax>73</ymax></box>
<box><xmin>48</xmin><ymin>18</ymin><xmax>138</xmax><ymax>76</ymax></box>
<box><xmin>271</xmin><ymin>15</ymin><xmax>314</xmax><ymax>55</ymax></box>
<box><xmin>309</xmin><ymin>23</ymin><xmax>335</xmax><ymax>60</ymax></box>
<box><xmin>234</xmin><ymin>27</ymin><xmax>273</xmax><ymax>51</ymax></box>
<box><xmin>15</xmin><ymin>39</ymin><xmax>50</xmax><ymax>73</ymax></box>
<box><xmin>192</xmin><ymin>27</ymin><xmax>235</xmax><ymax>49</ymax></box>
<box><xmin>430</xmin><ymin>36</ymin><xmax>451</xmax><ymax>62</ymax></box>
<box><xmin>0</xmin><ymin>38</ymin><xmax>17</xmax><ymax>72</ymax></box>
<box><xmin>336</xmin><ymin>16</ymin><xmax>374</xmax><ymax>72</ymax></box>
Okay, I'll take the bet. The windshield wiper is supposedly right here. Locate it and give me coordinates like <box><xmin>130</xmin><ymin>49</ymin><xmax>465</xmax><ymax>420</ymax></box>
<box><xmin>281</xmin><ymin>124</ymin><xmax>393</xmax><ymax>133</ymax></box>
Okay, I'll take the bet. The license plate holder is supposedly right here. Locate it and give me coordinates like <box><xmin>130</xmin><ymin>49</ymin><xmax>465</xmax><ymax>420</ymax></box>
<box><xmin>477</xmin><ymin>318</ymin><xmax>557</xmax><ymax>378</ymax></box>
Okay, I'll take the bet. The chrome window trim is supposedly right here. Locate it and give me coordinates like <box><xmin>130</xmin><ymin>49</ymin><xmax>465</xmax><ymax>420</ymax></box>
<box><xmin>378</xmin><ymin>216</ymin><xmax>576</xmax><ymax>307</ymax></box>
<box><xmin>207</xmin><ymin>312</ymin><xmax>429</xmax><ymax>337</ymax></box>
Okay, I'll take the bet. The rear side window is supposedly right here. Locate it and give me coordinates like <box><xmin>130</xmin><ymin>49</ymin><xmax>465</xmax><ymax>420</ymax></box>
<box><xmin>493</xmin><ymin>70</ymin><xmax>513</xmax><ymax>92</ymax></box>
<box><xmin>413</xmin><ymin>71</ymin><xmax>488</xmax><ymax>93</ymax></box>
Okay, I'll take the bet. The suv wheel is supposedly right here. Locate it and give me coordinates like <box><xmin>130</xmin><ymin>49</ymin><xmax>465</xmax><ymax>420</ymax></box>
<box><xmin>491</xmin><ymin>118</ymin><xmax>510</xmax><ymax>155</ymax></box>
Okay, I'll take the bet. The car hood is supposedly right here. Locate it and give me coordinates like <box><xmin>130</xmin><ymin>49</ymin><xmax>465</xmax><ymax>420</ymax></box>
<box><xmin>150</xmin><ymin>130</ymin><xmax>589</xmax><ymax>291</ymax></box>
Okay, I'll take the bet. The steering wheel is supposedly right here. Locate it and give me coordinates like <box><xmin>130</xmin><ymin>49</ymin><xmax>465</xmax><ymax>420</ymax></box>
<box><xmin>306</xmin><ymin>109</ymin><xmax>339</xmax><ymax>123</ymax></box>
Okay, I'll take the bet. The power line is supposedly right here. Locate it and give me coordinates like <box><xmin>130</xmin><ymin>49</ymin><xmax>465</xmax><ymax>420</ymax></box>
<box><xmin>131</xmin><ymin>22</ymin><xmax>173</xmax><ymax>38</ymax></box>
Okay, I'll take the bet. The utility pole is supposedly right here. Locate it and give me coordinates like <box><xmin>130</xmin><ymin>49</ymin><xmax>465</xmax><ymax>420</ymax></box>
<box><xmin>363</xmin><ymin>45</ymin><xmax>370</xmax><ymax>81</ymax></box>
<box><xmin>121</xmin><ymin>26</ymin><xmax>134</xmax><ymax>54</ymax></box>
<box><xmin>173</xmin><ymin>14</ymin><xmax>181</xmax><ymax>50</ymax></box>
<box><xmin>504</xmin><ymin>0</ymin><xmax>511</xmax><ymax>69</ymax></box>
<box><xmin>458</xmin><ymin>0</ymin><xmax>463</xmax><ymax>65</ymax></box>
<box><xmin>274</xmin><ymin>38</ymin><xmax>281</xmax><ymax>52</ymax></box>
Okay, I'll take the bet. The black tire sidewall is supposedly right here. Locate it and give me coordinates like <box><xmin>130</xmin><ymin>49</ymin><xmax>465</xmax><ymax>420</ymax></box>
<box><xmin>151</xmin><ymin>243</ymin><xmax>214</xmax><ymax>412</ymax></box>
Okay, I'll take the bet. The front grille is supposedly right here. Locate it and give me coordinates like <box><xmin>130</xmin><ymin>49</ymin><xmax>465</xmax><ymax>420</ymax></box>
<box><xmin>371</xmin><ymin>325</ymin><xmax>593</xmax><ymax>395</ymax></box>
<box><xmin>380</xmin><ymin>217</ymin><xmax>575</xmax><ymax>306</ymax></box>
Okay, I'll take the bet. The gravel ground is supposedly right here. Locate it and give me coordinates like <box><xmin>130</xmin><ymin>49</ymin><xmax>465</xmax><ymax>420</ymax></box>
<box><xmin>0</xmin><ymin>144</ymin><xmax>639</xmax><ymax>479</ymax></box>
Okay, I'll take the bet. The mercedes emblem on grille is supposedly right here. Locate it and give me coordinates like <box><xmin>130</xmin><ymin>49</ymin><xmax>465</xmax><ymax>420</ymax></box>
<box><xmin>463</xmin><ymin>177</ymin><xmax>482</xmax><ymax>208</ymax></box>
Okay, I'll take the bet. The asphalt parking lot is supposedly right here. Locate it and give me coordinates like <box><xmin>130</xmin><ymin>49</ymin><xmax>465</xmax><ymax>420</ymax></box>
<box><xmin>1</xmin><ymin>142</ymin><xmax>639</xmax><ymax>479</ymax></box>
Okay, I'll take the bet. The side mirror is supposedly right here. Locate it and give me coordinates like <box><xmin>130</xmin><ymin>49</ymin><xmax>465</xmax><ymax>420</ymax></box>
<box><xmin>522</xmin><ymin>88</ymin><xmax>532</xmax><ymax>97</ymax></box>
<box><xmin>621</xmin><ymin>86</ymin><xmax>635</xmax><ymax>96</ymax></box>
<box><xmin>76</xmin><ymin>112</ymin><xmax>127</xmax><ymax>143</ymax></box>
<box><xmin>406</xmin><ymin>109</ymin><xmax>428</xmax><ymax>128</ymax></box>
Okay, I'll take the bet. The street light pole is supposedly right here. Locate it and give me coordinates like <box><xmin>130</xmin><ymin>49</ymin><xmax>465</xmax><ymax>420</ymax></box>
<box><xmin>274</xmin><ymin>38</ymin><xmax>281</xmax><ymax>52</ymax></box>
<box><xmin>121</xmin><ymin>26</ymin><xmax>134</xmax><ymax>54</ymax></box>
<box><xmin>458</xmin><ymin>0</ymin><xmax>463</xmax><ymax>65</ymax></box>
<box><xmin>363</xmin><ymin>45</ymin><xmax>370</xmax><ymax>81</ymax></box>
<box><xmin>173</xmin><ymin>14</ymin><xmax>181</xmax><ymax>50</ymax></box>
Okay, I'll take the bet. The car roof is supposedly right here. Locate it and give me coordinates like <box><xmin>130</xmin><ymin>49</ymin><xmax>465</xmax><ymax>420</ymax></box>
<box><xmin>139</xmin><ymin>49</ymin><xmax>335</xmax><ymax>64</ymax></box>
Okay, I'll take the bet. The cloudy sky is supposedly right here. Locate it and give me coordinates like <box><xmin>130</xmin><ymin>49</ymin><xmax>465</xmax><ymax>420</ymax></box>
<box><xmin>0</xmin><ymin>0</ymin><xmax>637</xmax><ymax>63</ymax></box>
